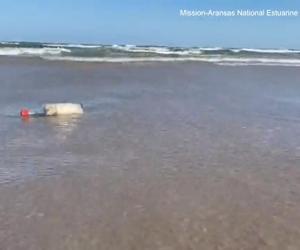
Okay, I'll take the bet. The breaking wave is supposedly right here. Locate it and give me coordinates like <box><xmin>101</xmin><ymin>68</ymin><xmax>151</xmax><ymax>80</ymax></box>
<box><xmin>1</xmin><ymin>41</ymin><xmax>300</xmax><ymax>66</ymax></box>
<box><xmin>45</xmin><ymin>43</ymin><xmax>103</xmax><ymax>48</ymax></box>
<box><xmin>232</xmin><ymin>48</ymin><xmax>300</xmax><ymax>54</ymax></box>
<box><xmin>0</xmin><ymin>47</ymin><xmax>71</xmax><ymax>56</ymax></box>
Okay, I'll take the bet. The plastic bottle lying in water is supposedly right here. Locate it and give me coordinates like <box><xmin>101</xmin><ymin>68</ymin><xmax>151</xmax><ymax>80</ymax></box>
<box><xmin>20</xmin><ymin>103</ymin><xmax>84</xmax><ymax>118</ymax></box>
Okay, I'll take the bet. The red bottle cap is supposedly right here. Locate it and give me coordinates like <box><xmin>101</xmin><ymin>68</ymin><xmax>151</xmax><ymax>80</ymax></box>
<box><xmin>20</xmin><ymin>108</ymin><xmax>31</xmax><ymax>118</ymax></box>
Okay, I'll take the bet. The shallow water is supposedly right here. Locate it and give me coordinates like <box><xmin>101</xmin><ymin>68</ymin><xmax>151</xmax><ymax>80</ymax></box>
<box><xmin>0</xmin><ymin>57</ymin><xmax>300</xmax><ymax>249</ymax></box>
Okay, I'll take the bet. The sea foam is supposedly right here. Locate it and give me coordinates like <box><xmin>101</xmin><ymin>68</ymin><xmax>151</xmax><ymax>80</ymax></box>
<box><xmin>41</xmin><ymin>55</ymin><xmax>300</xmax><ymax>66</ymax></box>
<box><xmin>0</xmin><ymin>47</ymin><xmax>71</xmax><ymax>56</ymax></box>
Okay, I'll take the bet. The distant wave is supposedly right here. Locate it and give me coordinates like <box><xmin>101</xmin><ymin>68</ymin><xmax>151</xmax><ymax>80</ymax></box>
<box><xmin>98</xmin><ymin>45</ymin><xmax>300</xmax><ymax>55</ymax></box>
<box><xmin>41</xmin><ymin>55</ymin><xmax>300</xmax><ymax>66</ymax></box>
<box><xmin>111</xmin><ymin>45</ymin><xmax>204</xmax><ymax>55</ymax></box>
<box><xmin>197</xmin><ymin>47</ymin><xmax>223</xmax><ymax>51</ymax></box>
<box><xmin>45</xmin><ymin>43</ymin><xmax>103</xmax><ymax>48</ymax></box>
<box><xmin>232</xmin><ymin>48</ymin><xmax>300</xmax><ymax>54</ymax></box>
<box><xmin>0</xmin><ymin>41</ymin><xmax>20</xmax><ymax>45</ymax></box>
<box><xmin>0</xmin><ymin>47</ymin><xmax>71</xmax><ymax>56</ymax></box>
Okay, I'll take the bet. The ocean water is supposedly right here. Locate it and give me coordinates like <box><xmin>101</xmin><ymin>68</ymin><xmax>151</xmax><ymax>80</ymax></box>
<box><xmin>1</xmin><ymin>41</ymin><xmax>300</xmax><ymax>66</ymax></box>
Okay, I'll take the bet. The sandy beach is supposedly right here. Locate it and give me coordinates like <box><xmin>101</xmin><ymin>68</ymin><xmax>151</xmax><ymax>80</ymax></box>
<box><xmin>0</xmin><ymin>57</ymin><xmax>300</xmax><ymax>250</ymax></box>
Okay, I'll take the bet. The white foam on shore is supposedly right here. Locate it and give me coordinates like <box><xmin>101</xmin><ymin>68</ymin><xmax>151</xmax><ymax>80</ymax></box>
<box><xmin>40</xmin><ymin>55</ymin><xmax>300</xmax><ymax>66</ymax></box>
<box><xmin>0</xmin><ymin>47</ymin><xmax>71</xmax><ymax>56</ymax></box>
<box><xmin>218</xmin><ymin>62</ymin><xmax>300</xmax><ymax>67</ymax></box>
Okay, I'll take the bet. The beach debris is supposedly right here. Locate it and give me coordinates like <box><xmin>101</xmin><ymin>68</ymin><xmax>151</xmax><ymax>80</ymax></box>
<box><xmin>20</xmin><ymin>103</ymin><xmax>84</xmax><ymax>118</ymax></box>
<box><xmin>20</xmin><ymin>108</ymin><xmax>36</xmax><ymax>118</ymax></box>
<box><xmin>43</xmin><ymin>103</ymin><xmax>84</xmax><ymax>116</ymax></box>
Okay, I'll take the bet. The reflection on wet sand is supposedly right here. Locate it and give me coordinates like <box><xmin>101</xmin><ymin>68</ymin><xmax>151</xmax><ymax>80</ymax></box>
<box><xmin>45</xmin><ymin>115</ymin><xmax>82</xmax><ymax>142</ymax></box>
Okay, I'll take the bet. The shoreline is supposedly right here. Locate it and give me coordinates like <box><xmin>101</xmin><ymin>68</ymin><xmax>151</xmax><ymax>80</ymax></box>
<box><xmin>2</xmin><ymin>55</ymin><xmax>300</xmax><ymax>68</ymax></box>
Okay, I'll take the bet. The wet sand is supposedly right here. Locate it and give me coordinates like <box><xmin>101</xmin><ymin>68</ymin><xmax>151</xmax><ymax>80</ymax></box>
<box><xmin>0</xmin><ymin>57</ymin><xmax>300</xmax><ymax>249</ymax></box>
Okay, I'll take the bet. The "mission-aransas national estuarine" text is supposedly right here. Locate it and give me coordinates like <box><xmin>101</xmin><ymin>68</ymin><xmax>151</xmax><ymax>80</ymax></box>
<box><xmin>180</xmin><ymin>9</ymin><xmax>299</xmax><ymax>17</ymax></box>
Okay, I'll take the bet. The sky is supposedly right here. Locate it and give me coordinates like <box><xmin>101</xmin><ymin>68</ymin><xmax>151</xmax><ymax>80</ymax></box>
<box><xmin>0</xmin><ymin>0</ymin><xmax>300</xmax><ymax>48</ymax></box>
